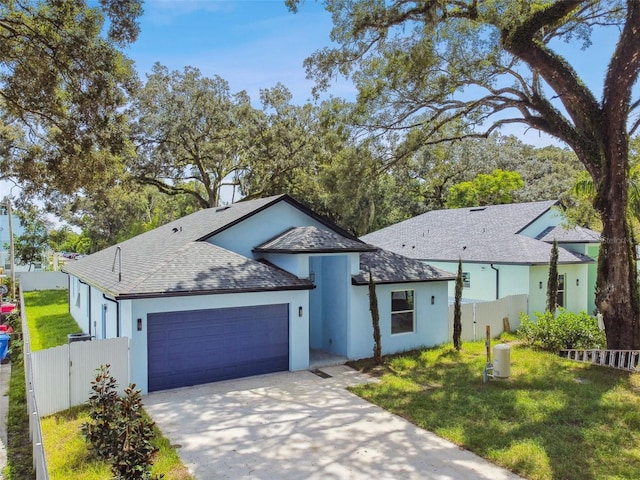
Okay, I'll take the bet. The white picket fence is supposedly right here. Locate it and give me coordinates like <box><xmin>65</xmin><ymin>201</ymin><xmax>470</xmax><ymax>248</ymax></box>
<box><xmin>31</xmin><ymin>337</ymin><xmax>130</xmax><ymax>417</ymax></box>
<box><xmin>562</xmin><ymin>349</ymin><xmax>640</xmax><ymax>371</ymax></box>
<box><xmin>448</xmin><ymin>294</ymin><xmax>528</xmax><ymax>342</ymax></box>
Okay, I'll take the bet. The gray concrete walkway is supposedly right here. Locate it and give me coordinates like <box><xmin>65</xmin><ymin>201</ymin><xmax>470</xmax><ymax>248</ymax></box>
<box><xmin>145</xmin><ymin>365</ymin><xmax>522</xmax><ymax>480</ymax></box>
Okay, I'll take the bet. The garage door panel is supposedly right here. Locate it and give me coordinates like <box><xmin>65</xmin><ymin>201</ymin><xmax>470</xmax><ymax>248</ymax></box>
<box><xmin>148</xmin><ymin>304</ymin><xmax>289</xmax><ymax>391</ymax></box>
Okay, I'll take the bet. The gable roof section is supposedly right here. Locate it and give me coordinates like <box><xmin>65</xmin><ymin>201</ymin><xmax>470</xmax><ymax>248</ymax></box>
<box><xmin>538</xmin><ymin>225</ymin><xmax>600</xmax><ymax>243</ymax></box>
<box><xmin>254</xmin><ymin>226</ymin><xmax>376</xmax><ymax>254</ymax></box>
<box><xmin>361</xmin><ymin>201</ymin><xmax>595</xmax><ymax>265</ymax></box>
<box><xmin>352</xmin><ymin>249</ymin><xmax>455</xmax><ymax>285</ymax></box>
<box><xmin>62</xmin><ymin>195</ymin><xmax>316</xmax><ymax>298</ymax></box>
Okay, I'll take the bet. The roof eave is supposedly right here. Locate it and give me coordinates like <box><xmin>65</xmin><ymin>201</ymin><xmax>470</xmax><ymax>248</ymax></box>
<box><xmin>416</xmin><ymin>258</ymin><xmax>594</xmax><ymax>265</ymax></box>
<box><xmin>114</xmin><ymin>283</ymin><xmax>315</xmax><ymax>300</ymax></box>
<box><xmin>351</xmin><ymin>276</ymin><xmax>455</xmax><ymax>286</ymax></box>
<box><xmin>61</xmin><ymin>270</ymin><xmax>122</xmax><ymax>298</ymax></box>
<box><xmin>254</xmin><ymin>246</ymin><xmax>377</xmax><ymax>254</ymax></box>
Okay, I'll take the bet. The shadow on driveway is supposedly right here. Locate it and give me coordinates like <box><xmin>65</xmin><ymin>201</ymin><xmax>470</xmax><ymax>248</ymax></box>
<box><xmin>144</xmin><ymin>365</ymin><xmax>522</xmax><ymax>480</ymax></box>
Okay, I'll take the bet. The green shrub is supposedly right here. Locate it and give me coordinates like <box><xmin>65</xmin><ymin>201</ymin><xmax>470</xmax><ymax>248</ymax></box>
<box><xmin>83</xmin><ymin>365</ymin><xmax>161</xmax><ymax>479</ymax></box>
<box><xmin>113</xmin><ymin>385</ymin><xmax>159</xmax><ymax>480</ymax></box>
<box><xmin>82</xmin><ymin>364</ymin><xmax>121</xmax><ymax>461</ymax></box>
<box><xmin>519</xmin><ymin>309</ymin><xmax>606</xmax><ymax>351</ymax></box>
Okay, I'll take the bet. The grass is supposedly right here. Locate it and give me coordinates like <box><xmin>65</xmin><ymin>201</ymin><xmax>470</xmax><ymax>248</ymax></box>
<box><xmin>23</xmin><ymin>290</ymin><xmax>79</xmax><ymax>350</ymax></box>
<box><xmin>17</xmin><ymin>289</ymin><xmax>195</xmax><ymax>480</ymax></box>
<box><xmin>42</xmin><ymin>406</ymin><xmax>192</xmax><ymax>480</ymax></box>
<box><xmin>348</xmin><ymin>339</ymin><xmax>640</xmax><ymax>480</ymax></box>
<box><xmin>4</xmin><ymin>311</ymin><xmax>34</xmax><ymax>479</ymax></box>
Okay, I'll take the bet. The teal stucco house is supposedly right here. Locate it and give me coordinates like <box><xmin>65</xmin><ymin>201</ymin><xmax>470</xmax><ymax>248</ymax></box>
<box><xmin>362</xmin><ymin>201</ymin><xmax>600</xmax><ymax>316</ymax></box>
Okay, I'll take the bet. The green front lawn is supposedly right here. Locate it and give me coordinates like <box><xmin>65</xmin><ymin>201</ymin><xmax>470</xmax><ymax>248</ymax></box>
<box><xmin>20</xmin><ymin>289</ymin><xmax>194</xmax><ymax>480</ymax></box>
<box><xmin>349</xmin><ymin>341</ymin><xmax>640</xmax><ymax>480</ymax></box>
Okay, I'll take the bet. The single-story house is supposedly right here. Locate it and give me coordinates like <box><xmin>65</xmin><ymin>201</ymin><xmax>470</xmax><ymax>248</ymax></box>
<box><xmin>361</xmin><ymin>200</ymin><xmax>600</xmax><ymax>316</ymax></box>
<box><xmin>63</xmin><ymin>194</ymin><xmax>454</xmax><ymax>393</ymax></box>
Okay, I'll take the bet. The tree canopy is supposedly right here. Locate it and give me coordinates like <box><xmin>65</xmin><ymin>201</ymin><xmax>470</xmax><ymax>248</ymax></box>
<box><xmin>0</xmin><ymin>0</ymin><xmax>141</xmax><ymax>203</ymax></box>
<box><xmin>446</xmin><ymin>169</ymin><xmax>524</xmax><ymax>208</ymax></box>
<box><xmin>289</xmin><ymin>0</ymin><xmax>640</xmax><ymax>349</ymax></box>
<box><xmin>129</xmin><ymin>64</ymin><xmax>253</xmax><ymax>209</ymax></box>
<box><xmin>11</xmin><ymin>204</ymin><xmax>49</xmax><ymax>271</ymax></box>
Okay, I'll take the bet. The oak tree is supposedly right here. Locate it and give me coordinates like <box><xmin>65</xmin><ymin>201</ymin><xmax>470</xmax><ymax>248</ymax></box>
<box><xmin>0</xmin><ymin>0</ymin><xmax>142</xmax><ymax>199</ymax></box>
<box><xmin>129</xmin><ymin>64</ymin><xmax>254</xmax><ymax>208</ymax></box>
<box><xmin>289</xmin><ymin>0</ymin><xmax>640</xmax><ymax>349</ymax></box>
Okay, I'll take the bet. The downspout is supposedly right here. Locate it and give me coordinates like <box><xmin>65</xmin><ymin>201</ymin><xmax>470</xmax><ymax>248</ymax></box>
<box><xmin>490</xmin><ymin>264</ymin><xmax>499</xmax><ymax>300</ymax></box>
<box><xmin>102</xmin><ymin>293</ymin><xmax>120</xmax><ymax>337</ymax></box>
<box><xmin>78</xmin><ymin>279</ymin><xmax>92</xmax><ymax>337</ymax></box>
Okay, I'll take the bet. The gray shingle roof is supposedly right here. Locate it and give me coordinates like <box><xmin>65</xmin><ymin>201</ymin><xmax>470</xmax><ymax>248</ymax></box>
<box><xmin>118</xmin><ymin>242</ymin><xmax>312</xmax><ymax>298</ymax></box>
<box><xmin>254</xmin><ymin>226</ymin><xmax>376</xmax><ymax>253</ymax></box>
<box><xmin>63</xmin><ymin>195</ymin><xmax>314</xmax><ymax>298</ymax></box>
<box><xmin>361</xmin><ymin>201</ymin><xmax>595</xmax><ymax>265</ymax></box>
<box><xmin>538</xmin><ymin>225</ymin><xmax>600</xmax><ymax>243</ymax></box>
<box><xmin>353</xmin><ymin>249</ymin><xmax>455</xmax><ymax>285</ymax></box>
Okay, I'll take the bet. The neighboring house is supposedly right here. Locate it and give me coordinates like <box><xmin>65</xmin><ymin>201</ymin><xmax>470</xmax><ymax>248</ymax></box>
<box><xmin>63</xmin><ymin>195</ymin><xmax>454</xmax><ymax>393</ymax></box>
<box><xmin>0</xmin><ymin>204</ymin><xmax>45</xmax><ymax>274</ymax></box>
<box><xmin>361</xmin><ymin>200</ymin><xmax>600</xmax><ymax>317</ymax></box>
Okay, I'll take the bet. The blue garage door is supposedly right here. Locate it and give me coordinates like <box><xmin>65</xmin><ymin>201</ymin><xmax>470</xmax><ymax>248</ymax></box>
<box><xmin>147</xmin><ymin>304</ymin><xmax>289</xmax><ymax>392</ymax></box>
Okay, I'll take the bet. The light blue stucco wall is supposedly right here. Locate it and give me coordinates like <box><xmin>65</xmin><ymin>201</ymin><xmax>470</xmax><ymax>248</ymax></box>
<box><xmin>426</xmin><ymin>261</ymin><xmax>532</xmax><ymax>301</ymax></box>
<box><xmin>319</xmin><ymin>255</ymin><xmax>349</xmax><ymax>355</ymax></box>
<box><xmin>427</xmin><ymin>259</ymin><xmax>593</xmax><ymax>317</ymax></box>
<box><xmin>348</xmin><ymin>281</ymin><xmax>450</xmax><ymax>360</ymax></box>
<box><xmin>67</xmin><ymin>273</ymin><xmax>310</xmax><ymax>394</ymax></box>
<box><xmin>261</xmin><ymin>252</ymin><xmax>310</xmax><ymax>278</ymax></box>
<box><xmin>518</xmin><ymin>207</ymin><xmax>563</xmax><ymax>238</ymax></box>
<box><xmin>127</xmin><ymin>290</ymin><xmax>309</xmax><ymax>394</ymax></box>
<box><xmin>528</xmin><ymin>263</ymin><xmax>590</xmax><ymax>316</ymax></box>
<box><xmin>68</xmin><ymin>275</ymin><xmax>120</xmax><ymax>339</ymax></box>
<box><xmin>209</xmin><ymin>202</ymin><xmax>328</xmax><ymax>259</ymax></box>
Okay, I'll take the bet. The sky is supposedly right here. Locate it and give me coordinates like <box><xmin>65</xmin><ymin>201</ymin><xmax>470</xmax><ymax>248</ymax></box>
<box><xmin>0</xmin><ymin>0</ymin><xmax>625</xmax><ymax>201</ymax></box>
<box><xmin>123</xmin><ymin>0</ymin><xmax>622</xmax><ymax>147</ymax></box>
<box><xmin>124</xmin><ymin>0</ymin><xmax>352</xmax><ymax>104</ymax></box>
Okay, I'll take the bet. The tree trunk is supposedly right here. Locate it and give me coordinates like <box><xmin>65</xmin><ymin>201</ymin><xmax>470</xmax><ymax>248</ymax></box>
<box><xmin>368</xmin><ymin>271</ymin><xmax>382</xmax><ymax>365</ymax></box>
<box><xmin>546</xmin><ymin>240</ymin><xmax>558</xmax><ymax>315</ymax></box>
<box><xmin>595</xmin><ymin>146</ymin><xmax>640</xmax><ymax>350</ymax></box>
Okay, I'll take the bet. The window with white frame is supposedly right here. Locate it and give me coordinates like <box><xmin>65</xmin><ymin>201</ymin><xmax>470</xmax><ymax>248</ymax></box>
<box><xmin>462</xmin><ymin>272</ymin><xmax>471</xmax><ymax>288</ymax></box>
<box><xmin>557</xmin><ymin>274</ymin><xmax>565</xmax><ymax>308</ymax></box>
<box><xmin>391</xmin><ymin>290</ymin><xmax>415</xmax><ymax>334</ymax></box>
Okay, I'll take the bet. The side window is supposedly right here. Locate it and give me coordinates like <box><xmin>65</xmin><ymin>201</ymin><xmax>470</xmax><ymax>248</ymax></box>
<box><xmin>462</xmin><ymin>272</ymin><xmax>471</xmax><ymax>288</ymax></box>
<box><xmin>391</xmin><ymin>290</ymin><xmax>415</xmax><ymax>334</ymax></box>
<box><xmin>557</xmin><ymin>274</ymin><xmax>565</xmax><ymax>308</ymax></box>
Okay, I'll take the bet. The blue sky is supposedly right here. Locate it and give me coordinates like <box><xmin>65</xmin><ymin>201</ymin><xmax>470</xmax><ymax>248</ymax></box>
<box><xmin>124</xmin><ymin>0</ymin><xmax>622</xmax><ymax>147</ymax></box>
<box><xmin>125</xmin><ymin>0</ymin><xmax>352</xmax><ymax>104</ymax></box>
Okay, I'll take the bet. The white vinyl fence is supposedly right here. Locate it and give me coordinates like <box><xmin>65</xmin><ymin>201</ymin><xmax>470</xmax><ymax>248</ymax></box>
<box><xmin>20</xmin><ymin>289</ymin><xmax>49</xmax><ymax>479</ymax></box>
<box><xmin>448</xmin><ymin>294</ymin><xmax>528</xmax><ymax>342</ymax></box>
<box><xmin>32</xmin><ymin>337</ymin><xmax>130</xmax><ymax>417</ymax></box>
<box><xmin>17</xmin><ymin>271</ymin><xmax>67</xmax><ymax>291</ymax></box>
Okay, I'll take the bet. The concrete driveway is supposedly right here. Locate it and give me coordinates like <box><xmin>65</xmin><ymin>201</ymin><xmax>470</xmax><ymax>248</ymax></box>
<box><xmin>144</xmin><ymin>365</ymin><xmax>521</xmax><ymax>480</ymax></box>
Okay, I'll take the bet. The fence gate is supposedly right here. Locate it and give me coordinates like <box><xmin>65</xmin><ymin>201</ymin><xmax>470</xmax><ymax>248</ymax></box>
<box><xmin>32</xmin><ymin>337</ymin><xmax>130</xmax><ymax>416</ymax></box>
